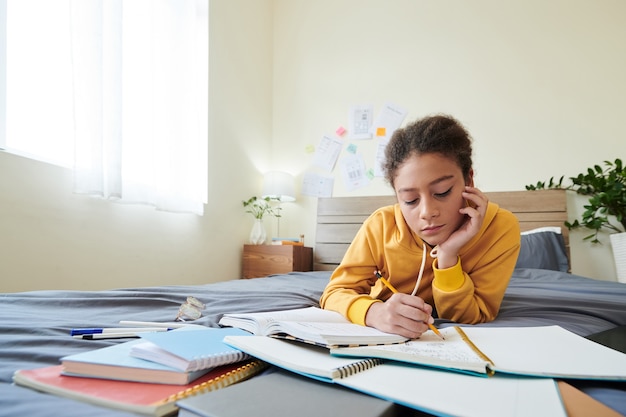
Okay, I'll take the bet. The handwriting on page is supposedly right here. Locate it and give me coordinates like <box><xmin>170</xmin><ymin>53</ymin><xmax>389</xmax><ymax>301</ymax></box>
<box><xmin>361</xmin><ymin>329</ymin><xmax>484</xmax><ymax>363</ymax></box>
<box><xmin>389</xmin><ymin>340</ymin><xmax>481</xmax><ymax>362</ymax></box>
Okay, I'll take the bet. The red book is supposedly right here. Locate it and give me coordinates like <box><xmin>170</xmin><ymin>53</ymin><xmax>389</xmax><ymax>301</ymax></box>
<box><xmin>13</xmin><ymin>360</ymin><xmax>267</xmax><ymax>417</ymax></box>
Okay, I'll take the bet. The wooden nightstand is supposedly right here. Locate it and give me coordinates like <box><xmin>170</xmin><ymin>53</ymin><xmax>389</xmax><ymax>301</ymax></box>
<box><xmin>242</xmin><ymin>244</ymin><xmax>313</xmax><ymax>279</ymax></box>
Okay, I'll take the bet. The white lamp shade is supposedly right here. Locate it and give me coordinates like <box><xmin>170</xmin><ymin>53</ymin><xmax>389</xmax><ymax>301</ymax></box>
<box><xmin>262</xmin><ymin>171</ymin><xmax>296</xmax><ymax>202</ymax></box>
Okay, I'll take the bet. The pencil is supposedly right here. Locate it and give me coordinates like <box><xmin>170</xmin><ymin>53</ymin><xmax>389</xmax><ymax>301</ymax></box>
<box><xmin>374</xmin><ymin>270</ymin><xmax>445</xmax><ymax>340</ymax></box>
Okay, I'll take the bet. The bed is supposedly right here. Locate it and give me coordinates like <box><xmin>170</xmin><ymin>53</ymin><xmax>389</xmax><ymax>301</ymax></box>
<box><xmin>1</xmin><ymin>190</ymin><xmax>625</xmax><ymax>416</ymax></box>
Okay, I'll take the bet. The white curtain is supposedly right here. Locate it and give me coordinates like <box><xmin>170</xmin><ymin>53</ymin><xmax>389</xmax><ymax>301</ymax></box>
<box><xmin>70</xmin><ymin>0</ymin><xmax>207</xmax><ymax>215</ymax></box>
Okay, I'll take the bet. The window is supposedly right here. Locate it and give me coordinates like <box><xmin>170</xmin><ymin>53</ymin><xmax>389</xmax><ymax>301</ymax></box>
<box><xmin>2</xmin><ymin>0</ymin><xmax>74</xmax><ymax>166</ymax></box>
<box><xmin>1</xmin><ymin>0</ymin><xmax>208</xmax><ymax>214</ymax></box>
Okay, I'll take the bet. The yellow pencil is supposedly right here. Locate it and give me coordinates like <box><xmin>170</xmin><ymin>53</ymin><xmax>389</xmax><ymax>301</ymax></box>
<box><xmin>374</xmin><ymin>270</ymin><xmax>445</xmax><ymax>340</ymax></box>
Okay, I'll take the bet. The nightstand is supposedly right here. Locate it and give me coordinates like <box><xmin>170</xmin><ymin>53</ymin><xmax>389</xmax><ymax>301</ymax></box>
<box><xmin>242</xmin><ymin>244</ymin><xmax>313</xmax><ymax>279</ymax></box>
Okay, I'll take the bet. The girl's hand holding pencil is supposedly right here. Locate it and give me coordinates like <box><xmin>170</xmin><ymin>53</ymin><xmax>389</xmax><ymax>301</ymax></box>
<box><xmin>374</xmin><ymin>270</ymin><xmax>445</xmax><ymax>340</ymax></box>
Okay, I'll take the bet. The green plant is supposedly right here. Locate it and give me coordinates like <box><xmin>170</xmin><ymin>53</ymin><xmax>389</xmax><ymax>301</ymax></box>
<box><xmin>526</xmin><ymin>158</ymin><xmax>626</xmax><ymax>244</ymax></box>
<box><xmin>242</xmin><ymin>196</ymin><xmax>282</xmax><ymax>220</ymax></box>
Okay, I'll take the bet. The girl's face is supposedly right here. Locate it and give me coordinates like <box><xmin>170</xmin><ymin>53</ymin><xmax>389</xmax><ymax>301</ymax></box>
<box><xmin>393</xmin><ymin>152</ymin><xmax>471</xmax><ymax>246</ymax></box>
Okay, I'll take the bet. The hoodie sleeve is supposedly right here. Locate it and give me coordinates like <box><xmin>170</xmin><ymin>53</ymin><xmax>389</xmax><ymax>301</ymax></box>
<box><xmin>431</xmin><ymin>205</ymin><xmax>521</xmax><ymax>324</ymax></box>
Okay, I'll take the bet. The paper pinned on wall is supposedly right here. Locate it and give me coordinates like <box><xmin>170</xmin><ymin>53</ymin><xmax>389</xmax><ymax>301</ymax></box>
<box><xmin>348</xmin><ymin>105</ymin><xmax>374</xmax><ymax>140</ymax></box>
<box><xmin>370</xmin><ymin>102</ymin><xmax>407</xmax><ymax>140</ymax></box>
<box><xmin>340</xmin><ymin>153</ymin><xmax>369</xmax><ymax>192</ymax></box>
<box><xmin>301</xmin><ymin>172</ymin><xmax>334</xmax><ymax>197</ymax></box>
<box><xmin>312</xmin><ymin>135</ymin><xmax>343</xmax><ymax>172</ymax></box>
<box><xmin>374</xmin><ymin>138</ymin><xmax>388</xmax><ymax>177</ymax></box>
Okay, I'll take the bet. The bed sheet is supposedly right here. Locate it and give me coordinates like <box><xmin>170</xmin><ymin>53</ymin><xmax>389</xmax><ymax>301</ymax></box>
<box><xmin>1</xmin><ymin>270</ymin><xmax>625</xmax><ymax>416</ymax></box>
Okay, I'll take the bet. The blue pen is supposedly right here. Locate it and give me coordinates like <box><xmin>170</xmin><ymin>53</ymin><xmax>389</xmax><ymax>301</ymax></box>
<box><xmin>70</xmin><ymin>327</ymin><xmax>172</xmax><ymax>336</ymax></box>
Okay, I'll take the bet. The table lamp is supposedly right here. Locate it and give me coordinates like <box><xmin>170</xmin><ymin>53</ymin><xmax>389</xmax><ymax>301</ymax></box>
<box><xmin>262</xmin><ymin>171</ymin><xmax>296</xmax><ymax>237</ymax></box>
<box><xmin>261</xmin><ymin>171</ymin><xmax>296</xmax><ymax>202</ymax></box>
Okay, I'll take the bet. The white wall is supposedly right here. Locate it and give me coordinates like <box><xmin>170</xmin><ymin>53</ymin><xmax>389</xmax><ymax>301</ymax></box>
<box><xmin>1</xmin><ymin>0</ymin><xmax>624</xmax><ymax>291</ymax></box>
<box><xmin>270</xmin><ymin>0</ymin><xmax>626</xmax><ymax>281</ymax></box>
<box><xmin>0</xmin><ymin>0</ymin><xmax>274</xmax><ymax>292</ymax></box>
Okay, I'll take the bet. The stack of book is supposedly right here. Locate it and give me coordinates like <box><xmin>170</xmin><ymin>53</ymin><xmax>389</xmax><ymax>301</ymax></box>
<box><xmin>270</xmin><ymin>237</ymin><xmax>304</xmax><ymax>246</ymax></box>
<box><xmin>13</xmin><ymin>327</ymin><xmax>268</xmax><ymax>416</ymax></box>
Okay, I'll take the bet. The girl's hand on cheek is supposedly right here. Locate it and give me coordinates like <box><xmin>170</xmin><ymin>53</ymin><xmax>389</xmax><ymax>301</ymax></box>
<box><xmin>458</xmin><ymin>186</ymin><xmax>488</xmax><ymax>234</ymax></box>
<box><xmin>436</xmin><ymin>186</ymin><xmax>488</xmax><ymax>267</ymax></box>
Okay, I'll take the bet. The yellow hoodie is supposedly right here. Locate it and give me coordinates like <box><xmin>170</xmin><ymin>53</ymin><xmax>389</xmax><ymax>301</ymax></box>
<box><xmin>320</xmin><ymin>201</ymin><xmax>521</xmax><ymax>325</ymax></box>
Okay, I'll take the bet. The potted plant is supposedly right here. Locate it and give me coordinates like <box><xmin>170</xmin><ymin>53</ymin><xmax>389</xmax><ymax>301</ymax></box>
<box><xmin>242</xmin><ymin>196</ymin><xmax>282</xmax><ymax>244</ymax></box>
<box><xmin>526</xmin><ymin>158</ymin><xmax>626</xmax><ymax>281</ymax></box>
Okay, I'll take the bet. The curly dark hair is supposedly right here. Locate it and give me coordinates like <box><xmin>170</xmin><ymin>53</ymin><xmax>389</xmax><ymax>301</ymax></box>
<box><xmin>383</xmin><ymin>114</ymin><xmax>473</xmax><ymax>188</ymax></box>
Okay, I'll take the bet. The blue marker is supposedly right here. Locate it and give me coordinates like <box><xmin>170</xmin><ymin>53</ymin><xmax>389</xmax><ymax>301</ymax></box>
<box><xmin>70</xmin><ymin>327</ymin><xmax>172</xmax><ymax>336</ymax></box>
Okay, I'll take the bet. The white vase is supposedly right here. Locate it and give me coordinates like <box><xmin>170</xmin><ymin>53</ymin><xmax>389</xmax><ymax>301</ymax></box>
<box><xmin>610</xmin><ymin>232</ymin><xmax>626</xmax><ymax>283</ymax></box>
<box><xmin>249</xmin><ymin>219</ymin><xmax>267</xmax><ymax>245</ymax></box>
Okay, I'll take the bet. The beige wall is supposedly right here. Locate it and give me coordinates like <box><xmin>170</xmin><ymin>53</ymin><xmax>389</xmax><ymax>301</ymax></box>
<box><xmin>1</xmin><ymin>0</ymin><xmax>624</xmax><ymax>291</ymax></box>
<box><xmin>271</xmin><ymin>0</ymin><xmax>626</xmax><ymax>281</ymax></box>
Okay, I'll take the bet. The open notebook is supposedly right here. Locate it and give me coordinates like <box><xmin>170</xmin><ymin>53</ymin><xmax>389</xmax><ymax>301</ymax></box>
<box><xmin>224</xmin><ymin>335</ymin><xmax>566</xmax><ymax>417</ymax></box>
<box><xmin>331</xmin><ymin>325</ymin><xmax>626</xmax><ymax>380</ymax></box>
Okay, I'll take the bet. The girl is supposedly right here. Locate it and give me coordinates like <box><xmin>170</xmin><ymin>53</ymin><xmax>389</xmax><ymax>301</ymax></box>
<box><xmin>320</xmin><ymin>114</ymin><xmax>520</xmax><ymax>339</ymax></box>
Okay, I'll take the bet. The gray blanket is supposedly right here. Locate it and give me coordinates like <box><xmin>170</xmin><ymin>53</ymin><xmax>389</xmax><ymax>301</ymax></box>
<box><xmin>1</xmin><ymin>270</ymin><xmax>625</xmax><ymax>416</ymax></box>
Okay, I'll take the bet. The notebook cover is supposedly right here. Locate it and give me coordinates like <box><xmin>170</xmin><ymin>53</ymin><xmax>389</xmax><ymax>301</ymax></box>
<box><xmin>13</xmin><ymin>361</ymin><xmax>267</xmax><ymax>417</ymax></box>
<box><xmin>585</xmin><ymin>325</ymin><xmax>626</xmax><ymax>354</ymax></box>
<box><xmin>176</xmin><ymin>369</ymin><xmax>398</xmax><ymax>417</ymax></box>
<box><xmin>61</xmin><ymin>339</ymin><xmax>207</xmax><ymax>384</ymax></box>
<box><xmin>557</xmin><ymin>381</ymin><xmax>623</xmax><ymax>417</ymax></box>
<box><xmin>133</xmin><ymin>327</ymin><xmax>250</xmax><ymax>371</ymax></box>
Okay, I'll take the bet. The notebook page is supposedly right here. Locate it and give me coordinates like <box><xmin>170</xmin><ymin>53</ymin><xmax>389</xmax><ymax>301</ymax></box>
<box><xmin>338</xmin><ymin>362</ymin><xmax>566</xmax><ymax>417</ymax></box>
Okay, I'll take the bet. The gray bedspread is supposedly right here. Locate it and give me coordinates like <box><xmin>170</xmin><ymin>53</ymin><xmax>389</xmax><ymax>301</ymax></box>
<box><xmin>1</xmin><ymin>270</ymin><xmax>625</xmax><ymax>416</ymax></box>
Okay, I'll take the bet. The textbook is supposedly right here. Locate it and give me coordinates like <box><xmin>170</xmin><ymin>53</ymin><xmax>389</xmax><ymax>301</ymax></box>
<box><xmin>218</xmin><ymin>306</ymin><xmax>408</xmax><ymax>348</ymax></box>
<box><xmin>130</xmin><ymin>327</ymin><xmax>251</xmax><ymax>372</ymax></box>
<box><xmin>61</xmin><ymin>339</ymin><xmax>208</xmax><ymax>384</ymax></box>
<box><xmin>331</xmin><ymin>325</ymin><xmax>626</xmax><ymax>380</ymax></box>
<box><xmin>13</xmin><ymin>360</ymin><xmax>268</xmax><ymax>417</ymax></box>
<box><xmin>223</xmin><ymin>335</ymin><xmax>566</xmax><ymax>417</ymax></box>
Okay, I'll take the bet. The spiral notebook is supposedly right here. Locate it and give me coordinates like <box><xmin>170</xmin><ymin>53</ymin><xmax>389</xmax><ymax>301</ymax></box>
<box><xmin>60</xmin><ymin>339</ymin><xmax>207</xmax><ymax>385</ymax></box>
<box><xmin>176</xmin><ymin>369</ymin><xmax>401</xmax><ymax>417</ymax></box>
<box><xmin>13</xmin><ymin>360</ymin><xmax>268</xmax><ymax>417</ymax></box>
<box><xmin>331</xmin><ymin>325</ymin><xmax>626</xmax><ymax>380</ymax></box>
<box><xmin>131</xmin><ymin>327</ymin><xmax>251</xmax><ymax>372</ymax></box>
<box><xmin>223</xmin><ymin>336</ymin><xmax>566</xmax><ymax>417</ymax></box>
<box><xmin>223</xmin><ymin>335</ymin><xmax>383</xmax><ymax>381</ymax></box>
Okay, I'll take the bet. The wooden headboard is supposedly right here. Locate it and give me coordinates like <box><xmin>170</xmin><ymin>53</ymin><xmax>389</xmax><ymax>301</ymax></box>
<box><xmin>314</xmin><ymin>189</ymin><xmax>569</xmax><ymax>271</ymax></box>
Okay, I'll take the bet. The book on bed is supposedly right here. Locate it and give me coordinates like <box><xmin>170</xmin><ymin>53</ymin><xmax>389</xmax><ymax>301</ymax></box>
<box><xmin>223</xmin><ymin>335</ymin><xmax>566</xmax><ymax>417</ymax></box>
<box><xmin>60</xmin><ymin>339</ymin><xmax>208</xmax><ymax>385</ymax></box>
<box><xmin>331</xmin><ymin>325</ymin><xmax>626</xmax><ymax>380</ymax></box>
<box><xmin>13</xmin><ymin>360</ymin><xmax>268</xmax><ymax>417</ymax></box>
<box><xmin>224</xmin><ymin>335</ymin><xmax>384</xmax><ymax>381</ymax></box>
<box><xmin>218</xmin><ymin>306</ymin><xmax>408</xmax><ymax>348</ymax></box>
<box><xmin>176</xmin><ymin>369</ymin><xmax>401</xmax><ymax>417</ymax></box>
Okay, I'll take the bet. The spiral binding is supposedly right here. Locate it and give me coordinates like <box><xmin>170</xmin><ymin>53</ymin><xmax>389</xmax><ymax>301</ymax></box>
<box><xmin>157</xmin><ymin>360</ymin><xmax>269</xmax><ymax>405</ymax></box>
<box><xmin>336</xmin><ymin>358</ymin><xmax>384</xmax><ymax>379</ymax></box>
<box><xmin>188</xmin><ymin>351</ymin><xmax>250</xmax><ymax>372</ymax></box>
